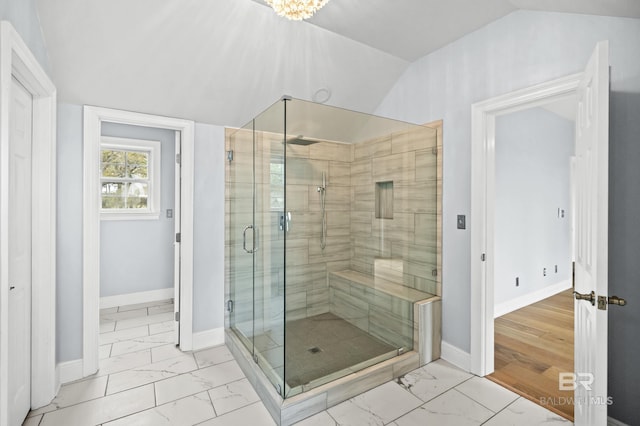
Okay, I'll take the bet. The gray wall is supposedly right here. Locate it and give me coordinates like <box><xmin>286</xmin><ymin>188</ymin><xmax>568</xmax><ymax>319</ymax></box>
<box><xmin>100</xmin><ymin>123</ymin><xmax>176</xmax><ymax>297</ymax></box>
<box><xmin>56</xmin><ymin>103</ymin><xmax>83</xmax><ymax>363</ymax></box>
<box><xmin>192</xmin><ymin>122</ymin><xmax>225</xmax><ymax>333</ymax></box>
<box><xmin>0</xmin><ymin>0</ymin><xmax>50</xmax><ymax>71</ymax></box>
<box><xmin>375</xmin><ymin>11</ymin><xmax>640</xmax><ymax>423</ymax></box>
<box><xmin>56</xmin><ymin>103</ymin><xmax>225</xmax><ymax>361</ymax></box>
<box><xmin>494</xmin><ymin>107</ymin><xmax>573</xmax><ymax>307</ymax></box>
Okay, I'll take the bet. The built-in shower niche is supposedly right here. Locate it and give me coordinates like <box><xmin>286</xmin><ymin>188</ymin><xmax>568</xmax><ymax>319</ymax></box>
<box><xmin>225</xmin><ymin>97</ymin><xmax>442</xmax><ymax>425</ymax></box>
<box><xmin>375</xmin><ymin>181</ymin><xmax>394</xmax><ymax>219</ymax></box>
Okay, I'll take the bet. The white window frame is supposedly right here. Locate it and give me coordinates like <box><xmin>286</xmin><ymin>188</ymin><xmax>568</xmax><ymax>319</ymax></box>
<box><xmin>100</xmin><ymin>136</ymin><xmax>161</xmax><ymax>220</ymax></box>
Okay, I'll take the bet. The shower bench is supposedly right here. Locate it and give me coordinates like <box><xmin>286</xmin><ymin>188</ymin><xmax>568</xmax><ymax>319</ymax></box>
<box><xmin>328</xmin><ymin>269</ymin><xmax>441</xmax><ymax>366</ymax></box>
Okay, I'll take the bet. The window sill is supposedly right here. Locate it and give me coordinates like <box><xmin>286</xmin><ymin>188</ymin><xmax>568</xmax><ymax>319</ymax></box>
<box><xmin>101</xmin><ymin>212</ymin><xmax>161</xmax><ymax>221</ymax></box>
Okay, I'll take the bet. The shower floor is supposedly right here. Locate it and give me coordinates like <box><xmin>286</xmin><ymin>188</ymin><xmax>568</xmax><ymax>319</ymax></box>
<box><xmin>284</xmin><ymin>312</ymin><xmax>397</xmax><ymax>389</ymax></box>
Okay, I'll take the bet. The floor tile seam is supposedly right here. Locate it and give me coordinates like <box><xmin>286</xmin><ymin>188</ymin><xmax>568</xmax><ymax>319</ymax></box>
<box><xmin>153</xmin><ymin>382</ymin><xmax>157</xmax><ymax>407</ymax></box>
<box><xmin>148</xmin><ymin>323</ymin><xmax>176</xmax><ymax>337</ymax></box>
<box><xmin>99</xmin><ymin>329</ymin><xmax>152</xmax><ymax>346</ymax></box>
<box><xmin>109</xmin><ymin>339</ymin><xmax>175</xmax><ymax>357</ymax></box>
<box><xmin>206</xmin><ymin>385</ymin><xmax>219</xmax><ymax>418</ymax></box>
<box><xmin>99</xmin><ymin>350</ymin><xmax>154</xmax><ymax>372</ymax></box>
<box><xmin>113</xmin><ymin>317</ymin><xmax>175</xmax><ymax>331</ymax></box>
<box><xmin>401</xmin><ymin>379</ymin><xmax>465</xmax><ymax>405</ymax></box>
<box><xmin>105</xmin><ymin>363</ymin><xmax>201</xmax><ymax>395</ymax></box>
<box><xmin>324</xmin><ymin>408</ymin><xmax>340</xmax><ymax>425</ymax></box>
<box><xmin>195</xmin><ymin>355</ymin><xmax>243</xmax><ymax>370</ymax></box>
<box><xmin>154</xmin><ymin>367</ymin><xmax>249</xmax><ymax>407</ymax></box>
<box><xmin>39</xmin><ymin>383</ymin><xmax>157</xmax><ymax>424</ymax></box>
<box><xmin>449</xmin><ymin>387</ymin><xmax>502</xmax><ymax>415</ymax></box>
<box><xmin>450</xmin><ymin>375</ymin><xmax>509</xmax><ymax>414</ymax></box>
<box><xmin>479</xmin><ymin>397</ymin><xmax>523</xmax><ymax>425</ymax></box>
<box><xmin>200</xmin><ymin>401</ymin><xmax>266</xmax><ymax>424</ymax></box>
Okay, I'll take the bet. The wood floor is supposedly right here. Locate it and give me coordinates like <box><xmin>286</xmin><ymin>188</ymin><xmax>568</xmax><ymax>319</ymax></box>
<box><xmin>488</xmin><ymin>289</ymin><xmax>574</xmax><ymax>421</ymax></box>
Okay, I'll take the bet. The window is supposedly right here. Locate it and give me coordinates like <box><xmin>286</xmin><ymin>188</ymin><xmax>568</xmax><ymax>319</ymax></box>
<box><xmin>100</xmin><ymin>136</ymin><xmax>161</xmax><ymax>220</ymax></box>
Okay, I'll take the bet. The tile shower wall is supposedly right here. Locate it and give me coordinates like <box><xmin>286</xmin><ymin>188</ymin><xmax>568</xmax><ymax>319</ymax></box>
<box><xmin>284</xmin><ymin>141</ymin><xmax>353</xmax><ymax>320</ymax></box>
<box><xmin>226</xmin><ymin>125</ymin><xmax>440</xmax><ymax>328</ymax></box>
<box><xmin>349</xmin><ymin>126</ymin><xmax>439</xmax><ymax>295</ymax></box>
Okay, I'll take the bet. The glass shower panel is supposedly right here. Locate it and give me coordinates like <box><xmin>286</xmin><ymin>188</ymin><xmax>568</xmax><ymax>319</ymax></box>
<box><xmin>282</xmin><ymin>99</ymin><xmax>438</xmax><ymax>396</ymax></box>
<box><xmin>252</xmin><ymin>100</ymin><xmax>286</xmax><ymax>395</ymax></box>
<box><xmin>227</xmin><ymin>123</ymin><xmax>255</xmax><ymax>354</ymax></box>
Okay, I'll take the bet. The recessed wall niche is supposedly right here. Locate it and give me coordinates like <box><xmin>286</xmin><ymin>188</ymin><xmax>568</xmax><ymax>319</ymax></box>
<box><xmin>375</xmin><ymin>181</ymin><xmax>394</xmax><ymax>219</ymax></box>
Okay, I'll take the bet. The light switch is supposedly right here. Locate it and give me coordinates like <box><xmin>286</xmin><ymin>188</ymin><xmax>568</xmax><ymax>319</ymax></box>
<box><xmin>457</xmin><ymin>215</ymin><xmax>466</xmax><ymax>230</ymax></box>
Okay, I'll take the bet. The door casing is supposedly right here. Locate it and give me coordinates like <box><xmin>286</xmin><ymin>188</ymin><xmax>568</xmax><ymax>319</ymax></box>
<box><xmin>469</xmin><ymin>72</ymin><xmax>583</xmax><ymax>376</ymax></box>
<box><xmin>0</xmin><ymin>20</ymin><xmax>57</xmax><ymax>422</ymax></box>
<box><xmin>82</xmin><ymin>106</ymin><xmax>195</xmax><ymax>377</ymax></box>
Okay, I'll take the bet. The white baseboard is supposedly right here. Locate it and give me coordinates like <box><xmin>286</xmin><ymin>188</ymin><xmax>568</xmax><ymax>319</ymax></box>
<box><xmin>494</xmin><ymin>280</ymin><xmax>571</xmax><ymax>318</ymax></box>
<box><xmin>100</xmin><ymin>288</ymin><xmax>174</xmax><ymax>309</ymax></box>
<box><xmin>57</xmin><ymin>359</ymin><xmax>84</xmax><ymax>384</ymax></box>
<box><xmin>608</xmin><ymin>417</ymin><xmax>630</xmax><ymax>426</ymax></box>
<box><xmin>192</xmin><ymin>327</ymin><xmax>225</xmax><ymax>351</ymax></box>
<box><xmin>441</xmin><ymin>341</ymin><xmax>471</xmax><ymax>372</ymax></box>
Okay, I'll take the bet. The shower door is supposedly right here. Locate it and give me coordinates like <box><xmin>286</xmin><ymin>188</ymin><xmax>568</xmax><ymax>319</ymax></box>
<box><xmin>228</xmin><ymin>101</ymin><xmax>286</xmax><ymax>396</ymax></box>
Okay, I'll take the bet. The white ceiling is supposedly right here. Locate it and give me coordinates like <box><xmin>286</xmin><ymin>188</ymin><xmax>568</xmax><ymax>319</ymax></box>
<box><xmin>36</xmin><ymin>0</ymin><xmax>640</xmax><ymax>127</ymax></box>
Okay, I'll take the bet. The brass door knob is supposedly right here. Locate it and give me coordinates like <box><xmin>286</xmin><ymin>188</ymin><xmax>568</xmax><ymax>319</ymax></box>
<box><xmin>608</xmin><ymin>296</ymin><xmax>627</xmax><ymax>306</ymax></box>
<box><xmin>574</xmin><ymin>291</ymin><xmax>595</xmax><ymax>306</ymax></box>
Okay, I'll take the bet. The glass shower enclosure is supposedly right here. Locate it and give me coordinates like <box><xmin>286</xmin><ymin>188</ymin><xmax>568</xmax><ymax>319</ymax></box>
<box><xmin>226</xmin><ymin>97</ymin><xmax>438</xmax><ymax>399</ymax></box>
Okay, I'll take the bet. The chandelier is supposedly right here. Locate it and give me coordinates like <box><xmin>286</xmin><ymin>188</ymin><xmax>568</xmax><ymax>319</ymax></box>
<box><xmin>264</xmin><ymin>0</ymin><xmax>331</xmax><ymax>21</ymax></box>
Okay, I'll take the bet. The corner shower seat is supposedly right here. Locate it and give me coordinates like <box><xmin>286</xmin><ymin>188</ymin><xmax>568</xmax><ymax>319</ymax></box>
<box><xmin>330</xmin><ymin>269</ymin><xmax>434</xmax><ymax>302</ymax></box>
<box><xmin>328</xmin><ymin>269</ymin><xmax>441</xmax><ymax>365</ymax></box>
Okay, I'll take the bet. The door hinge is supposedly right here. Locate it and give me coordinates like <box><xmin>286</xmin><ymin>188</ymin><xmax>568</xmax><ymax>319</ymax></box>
<box><xmin>175</xmin><ymin>311</ymin><xmax>180</xmax><ymax>321</ymax></box>
<box><xmin>227</xmin><ymin>150</ymin><xmax>234</xmax><ymax>162</ymax></box>
<box><xmin>176</xmin><ymin>233</ymin><xmax>181</xmax><ymax>243</ymax></box>
<box><xmin>226</xmin><ymin>299</ymin><xmax>234</xmax><ymax>313</ymax></box>
<box><xmin>481</xmin><ymin>253</ymin><xmax>486</xmax><ymax>261</ymax></box>
<box><xmin>176</xmin><ymin>153</ymin><xmax>181</xmax><ymax>165</ymax></box>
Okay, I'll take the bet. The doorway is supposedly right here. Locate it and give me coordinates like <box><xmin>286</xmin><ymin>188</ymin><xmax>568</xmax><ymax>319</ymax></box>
<box><xmin>98</xmin><ymin>124</ymin><xmax>179</xmax><ymax>351</ymax></box>
<box><xmin>471</xmin><ymin>41</ymin><xmax>611</xmax><ymax>425</ymax></box>
<box><xmin>82</xmin><ymin>106</ymin><xmax>195</xmax><ymax>378</ymax></box>
<box><xmin>487</xmin><ymin>98</ymin><xmax>576</xmax><ymax>420</ymax></box>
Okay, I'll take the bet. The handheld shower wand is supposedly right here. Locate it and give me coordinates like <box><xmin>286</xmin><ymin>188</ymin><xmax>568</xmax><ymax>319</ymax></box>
<box><xmin>317</xmin><ymin>172</ymin><xmax>327</xmax><ymax>250</ymax></box>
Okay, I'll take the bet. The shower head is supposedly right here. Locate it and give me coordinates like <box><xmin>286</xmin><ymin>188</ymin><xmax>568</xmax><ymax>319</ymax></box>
<box><xmin>286</xmin><ymin>136</ymin><xmax>321</xmax><ymax>146</ymax></box>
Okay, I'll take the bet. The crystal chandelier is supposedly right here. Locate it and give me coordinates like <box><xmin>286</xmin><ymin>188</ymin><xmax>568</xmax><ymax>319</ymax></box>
<box><xmin>264</xmin><ymin>0</ymin><xmax>331</xmax><ymax>21</ymax></box>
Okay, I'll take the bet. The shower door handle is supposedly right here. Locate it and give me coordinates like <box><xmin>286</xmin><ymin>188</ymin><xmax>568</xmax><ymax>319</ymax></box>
<box><xmin>243</xmin><ymin>225</ymin><xmax>255</xmax><ymax>254</ymax></box>
<box><xmin>279</xmin><ymin>212</ymin><xmax>292</xmax><ymax>232</ymax></box>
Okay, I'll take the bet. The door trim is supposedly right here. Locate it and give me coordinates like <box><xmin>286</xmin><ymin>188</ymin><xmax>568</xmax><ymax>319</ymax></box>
<box><xmin>0</xmin><ymin>21</ymin><xmax>57</xmax><ymax>419</ymax></box>
<box><xmin>469</xmin><ymin>73</ymin><xmax>582</xmax><ymax>376</ymax></box>
<box><xmin>82</xmin><ymin>106</ymin><xmax>195</xmax><ymax>377</ymax></box>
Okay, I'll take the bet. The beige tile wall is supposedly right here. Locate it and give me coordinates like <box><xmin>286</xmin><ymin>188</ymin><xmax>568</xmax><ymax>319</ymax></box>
<box><xmin>284</xmin><ymin>140</ymin><xmax>353</xmax><ymax>320</ymax></box>
<box><xmin>349</xmin><ymin>126</ymin><xmax>439</xmax><ymax>296</ymax></box>
<box><xmin>225</xmin><ymin>123</ymin><xmax>441</xmax><ymax>325</ymax></box>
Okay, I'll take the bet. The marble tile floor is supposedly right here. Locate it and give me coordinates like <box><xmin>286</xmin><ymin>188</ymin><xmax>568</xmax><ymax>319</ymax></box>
<box><xmin>24</xmin><ymin>300</ymin><xmax>571</xmax><ymax>425</ymax></box>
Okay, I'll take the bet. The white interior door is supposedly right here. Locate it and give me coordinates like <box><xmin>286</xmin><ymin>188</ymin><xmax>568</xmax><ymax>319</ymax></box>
<box><xmin>574</xmin><ymin>41</ymin><xmax>609</xmax><ymax>425</ymax></box>
<box><xmin>8</xmin><ymin>76</ymin><xmax>33</xmax><ymax>425</ymax></box>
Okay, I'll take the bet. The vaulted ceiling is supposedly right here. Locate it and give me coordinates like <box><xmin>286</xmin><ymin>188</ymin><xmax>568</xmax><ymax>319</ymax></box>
<box><xmin>36</xmin><ymin>0</ymin><xmax>640</xmax><ymax>127</ymax></box>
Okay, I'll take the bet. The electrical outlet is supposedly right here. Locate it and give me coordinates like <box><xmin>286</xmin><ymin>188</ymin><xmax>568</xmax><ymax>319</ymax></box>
<box><xmin>543</xmin><ymin>268</ymin><xmax>547</xmax><ymax>276</ymax></box>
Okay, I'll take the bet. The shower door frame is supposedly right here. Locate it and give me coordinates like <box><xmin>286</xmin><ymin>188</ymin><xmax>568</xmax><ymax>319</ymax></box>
<box><xmin>228</xmin><ymin>106</ymin><xmax>287</xmax><ymax>398</ymax></box>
